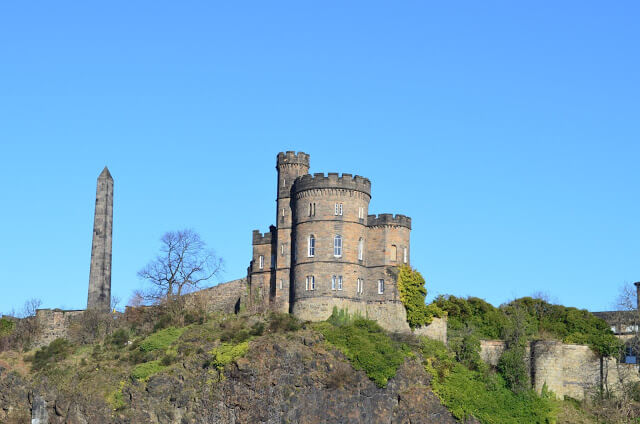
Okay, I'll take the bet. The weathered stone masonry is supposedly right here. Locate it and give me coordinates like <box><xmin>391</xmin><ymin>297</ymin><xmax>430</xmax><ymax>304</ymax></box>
<box><xmin>480</xmin><ymin>339</ymin><xmax>640</xmax><ymax>400</ymax></box>
<box><xmin>246</xmin><ymin>151</ymin><xmax>446</xmax><ymax>340</ymax></box>
<box><xmin>87</xmin><ymin>167</ymin><xmax>113</xmax><ymax>312</ymax></box>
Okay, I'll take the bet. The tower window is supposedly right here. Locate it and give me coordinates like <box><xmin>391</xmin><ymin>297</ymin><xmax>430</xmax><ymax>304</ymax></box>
<box><xmin>279</xmin><ymin>279</ymin><xmax>283</xmax><ymax>290</ymax></box>
<box><xmin>259</xmin><ymin>255</ymin><xmax>264</xmax><ymax>269</ymax></box>
<box><xmin>282</xmin><ymin>208</ymin><xmax>285</xmax><ymax>217</ymax></box>
<box><xmin>391</xmin><ymin>245</ymin><xmax>397</xmax><ymax>262</ymax></box>
<box><xmin>358</xmin><ymin>238</ymin><xmax>364</xmax><ymax>261</ymax></box>
<box><xmin>358</xmin><ymin>207</ymin><xmax>364</xmax><ymax>219</ymax></box>
<box><xmin>270</xmin><ymin>254</ymin><xmax>275</xmax><ymax>269</ymax></box>
<box><xmin>331</xmin><ymin>275</ymin><xmax>343</xmax><ymax>291</ymax></box>
<box><xmin>283</xmin><ymin>178</ymin><xmax>286</xmax><ymax>187</ymax></box>
<box><xmin>309</xmin><ymin>202</ymin><xmax>316</xmax><ymax>217</ymax></box>
<box><xmin>403</xmin><ymin>247</ymin><xmax>408</xmax><ymax>263</ymax></box>
<box><xmin>334</xmin><ymin>235</ymin><xmax>342</xmax><ymax>257</ymax></box>
<box><xmin>308</xmin><ymin>235</ymin><xmax>315</xmax><ymax>257</ymax></box>
<box><xmin>334</xmin><ymin>203</ymin><xmax>343</xmax><ymax>216</ymax></box>
<box><xmin>281</xmin><ymin>244</ymin><xmax>285</xmax><ymax>256</ymax></box>
<box><xmin>378</xmin><ymin>279</ymin><xmax>384</xmax><ymax>294</ymax></box>
<box><xmin>357</xmin><ymin>278</ymin><xmax>364</xmax><ymax>294</ymax></box>
<box><xmin>306</xmin><ymin>275</ymin><xmax>315</xmax><ymax>291</ymax></box>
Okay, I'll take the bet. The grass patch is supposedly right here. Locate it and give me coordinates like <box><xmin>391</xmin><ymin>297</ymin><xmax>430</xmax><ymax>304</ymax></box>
<box><xmin>421</xmin><ymin>338</ymin><xmax>558</xmax><ymax>424</ymax></box>
<box><xmin>138</xmin><ymin>327</ymin><xmax>185</xmax><ymax>352</ymax></box>
<box><xmin>106</xmin><ymin>380</ymin><xmax>127</xmax><ymax>411</ymax></box>
<box><xmin>206</xmin><ymin>341</ymin><xmax>249</xmax><ymax>371</ymax></box>
<box><xmin>131</xmin><ymin>360</ymin><xmax>166</xmax><ymax>381</ymax></box>
<box><xmin>315</xmin><ymin>311</ymin><xmax>409</xmax><ymax>387</ymax></box>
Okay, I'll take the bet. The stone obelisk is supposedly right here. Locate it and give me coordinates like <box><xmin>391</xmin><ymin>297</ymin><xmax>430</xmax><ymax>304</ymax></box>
<box><xmin>87</xmin><ymin>167</ymin><xmax>113</xmax><ymax>311</ymax></box>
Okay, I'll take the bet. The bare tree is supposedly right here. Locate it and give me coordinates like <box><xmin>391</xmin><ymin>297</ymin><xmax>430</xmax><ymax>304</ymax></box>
<box><xmin>138</xmin><ymin>229</ymin><xmax>223</xmax><ymax>303</ymax></box>
<box><xmin>18</xmin><ymin>298</ymin><xmax>42</xmax><ymax>318</ymax></box>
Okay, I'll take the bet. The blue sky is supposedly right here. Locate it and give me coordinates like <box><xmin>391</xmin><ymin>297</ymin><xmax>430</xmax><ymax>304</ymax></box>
<box><xmin>0</xmin><ymin>1</ymin><xmax>638</xmax><ymax>314</ymax></box>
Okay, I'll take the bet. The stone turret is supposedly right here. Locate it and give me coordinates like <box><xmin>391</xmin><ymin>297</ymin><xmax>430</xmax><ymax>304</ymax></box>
<box><xmin>87</xmin><ymin>167</ymin><xmax>113</xmax><ymax>311</ymax></box>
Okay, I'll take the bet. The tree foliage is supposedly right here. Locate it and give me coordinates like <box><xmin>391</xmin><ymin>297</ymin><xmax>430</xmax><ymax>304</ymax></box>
<box><xmin>434</xmin><ymin>295</ymin><xmax>621</xmax><ymax>357</ymax></box>
<box><xmin>396</xmin><ymin>265</ymin><xmax>443</xmax><ymax>328</ymax></box>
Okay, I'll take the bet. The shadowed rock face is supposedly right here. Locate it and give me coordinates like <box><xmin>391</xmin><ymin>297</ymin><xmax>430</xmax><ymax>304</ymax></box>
<box><xmin>1</xmin><ymin>334</ymin><xmax>461</xmax><ymax>424</ymax></box>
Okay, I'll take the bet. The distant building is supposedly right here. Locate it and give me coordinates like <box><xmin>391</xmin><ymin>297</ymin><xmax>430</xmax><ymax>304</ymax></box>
<box><xmin>592</xmin><ymin>282</ymin><xmax>640</xmax><ymax>364</ymax></box>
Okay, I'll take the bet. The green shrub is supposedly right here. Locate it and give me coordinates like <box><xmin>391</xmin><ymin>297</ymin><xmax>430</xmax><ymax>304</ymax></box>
<box><xmin>106</xmin><ymin>380</ymin><xmax>127</xmax><ymax>411</ymax></box>
<box><xmin>0</xmin><ymin>318</ymin><xmax>15</xmax><ymax>337</ymax></box>
<box><xmin>268</xmin><ymin>313</ymin><xmax>301</xmax><ymax>333</ymax></box>
<box><xmin>435</xmin><ymin>294</ymin><xmax>621</xmax><ymax>358</ymax></box>
<box><xmin>32</xmin><ymin>338</ymin><xmax>72</xmax><ymax>371</ymax></box>
<box><xmin>397</xmin><ymin>265</ymin><xmax>444</xmax><ymax>328</ymax></box>
<box><xmin>249</xmin><ymin>321</ymin><xmax>265</xmax><ymax>336</ymax></box>
<box><xmin>152</xmin><ymin>314</ymin><xmax>173</xmax><ymax>332</ymax></box>
<box><xmin>131</xmin><ymin>360</ymin><xmax>165</xmax><ymax>380</ymax></box>
<box><xmin>109</xmin><ymin>329</ymin><xmax>129</xmax><ymax>347</ymax></box>
<box><xmin>421</xmin><ymin>337</ymin><xmax>557</xmax><ymax>423</ymax></box>
<box><xmin>433</xmin><ymin>363</ymin><xmax>556</xmax><ymax>423</ymax></box>
<box><xmin>316</xmin><ymin>313</ymin><xmax>408</xmax><ymax>387</ymax></box>
<box><xmin>139</xmin><ymin>327</ymin><xmax>185</xmax><ymax>352</ymax></box>
<box><xmin>498</xmin><ymin>344</ymin><xmax>530</xmax><ymax>393</ymax></box>
<box><xmin>206</xmin><ymin>341</ymin><xmax>250</xmax><ymax>371</ymax></box>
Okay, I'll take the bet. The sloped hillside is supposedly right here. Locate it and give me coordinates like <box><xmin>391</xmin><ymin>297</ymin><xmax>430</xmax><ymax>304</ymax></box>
<box><xmin>0</xmin><ymin>312</ymin><xmax>461</xmax><ymax>424</ymax></box>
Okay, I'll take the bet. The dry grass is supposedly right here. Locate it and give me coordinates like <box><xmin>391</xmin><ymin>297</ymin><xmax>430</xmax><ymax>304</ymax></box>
<box><xmin>0</xmin><ymin>350</ymin><xmax>30</xmax><ymax>375</ymax></box>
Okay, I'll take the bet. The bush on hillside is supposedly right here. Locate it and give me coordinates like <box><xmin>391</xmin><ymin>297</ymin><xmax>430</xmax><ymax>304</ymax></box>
<box><xmin>397</xmin><ymin>265</ymin><xmax>444</xmax><ymax>328</ymax></box>
<box><xmin>316</xmin><ymin>311</ymin><xmax>409</xmax><ymax>387</ymax></box>
<box><xmin>31</xmin><ymin>338</ymin><xmax>72</xmax><ymax>371</ymax></box>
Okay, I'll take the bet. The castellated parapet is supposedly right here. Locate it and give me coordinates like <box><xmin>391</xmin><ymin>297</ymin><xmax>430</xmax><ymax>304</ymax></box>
<box><xmin>246</xmin><ymin>151</ymin><xmax>431</xmax><ymax>335</ymax></box>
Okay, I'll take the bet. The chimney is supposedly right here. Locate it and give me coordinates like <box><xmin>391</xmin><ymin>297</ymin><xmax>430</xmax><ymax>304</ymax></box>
<box><xmin>634</xmin><ymin>282</ymin><xmax>640</xmax><ymax>311</ymax></box>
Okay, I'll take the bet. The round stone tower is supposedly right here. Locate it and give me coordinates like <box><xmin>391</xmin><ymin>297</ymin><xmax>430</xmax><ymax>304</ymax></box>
<box><xmin>274</xmin><ymin>151</ymin><xmax>310</xmax><ymax>312</ymax></box>
<box><xmin>290</xmin><ymin>172</ymin><xmax>372</xmax><ymax>320</ymax></box>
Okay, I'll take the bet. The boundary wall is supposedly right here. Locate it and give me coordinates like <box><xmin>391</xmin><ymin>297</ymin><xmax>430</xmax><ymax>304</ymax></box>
<box><xmin>480</xmin><ymin>340</ymin><xmax>640</xmax><ymax>400</ymax></box>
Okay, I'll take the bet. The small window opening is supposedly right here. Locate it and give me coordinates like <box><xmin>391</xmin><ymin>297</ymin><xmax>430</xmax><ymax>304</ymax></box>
<box><xmin>308</xmin><ymin>235</ymin><xmax>315</xmax><ymax>257</ymax></box>
<box><xmin>334</xmin><ymin>235</ymin><xmax>342</xmax><ymax>257</ymax></box>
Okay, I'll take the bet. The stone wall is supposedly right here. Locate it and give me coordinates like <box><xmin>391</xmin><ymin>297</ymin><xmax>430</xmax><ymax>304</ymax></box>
<box><xmin>413</xmin><ymin>316</ymin><xmax>447</xmax><ymax>344</ymax></box>
<box><xmin>291</xmin><ymin>296</ymin><xmax>446</xmax><ymax>342</ymax></box>
<box><xmin>479</xmin><ymin>339</ymin><xmax>640</xmax><ymax>400</ymax></box>
<box><xmin>34</xmin><ymin>309</ymin><xmax>84</xmax><ymax>348</ymax></box>
<box><xmin>185</xmin><ymin>278</ymin><xmax>248</xmax><ymax>314</ymax></box>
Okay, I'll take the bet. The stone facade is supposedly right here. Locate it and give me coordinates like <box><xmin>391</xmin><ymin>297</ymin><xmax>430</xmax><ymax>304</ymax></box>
<box><xmin>33</xmin><ymin>309</ymin><xmax>84</xmax><ymax>348</ymax></box>
<box><xmin>248</xmin><ymin>151</ymin><xmax>418</xmax><ymax>334</ymax></box>
<box><xmin>479</xmin><ymin>339</ymin><xmax>640</xmax><ymax>400</ymax></box>
<box><xmin>87</xmin><ymin>167</ymin><xmax>113</xmax><ymax>311</ymax></box>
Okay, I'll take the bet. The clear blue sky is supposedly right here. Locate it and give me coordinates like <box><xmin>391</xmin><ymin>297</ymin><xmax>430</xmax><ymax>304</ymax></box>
<box><xmin>1</xmin><ymin>1</ymin><xmax>638</xmax><ymax>314</ymax></box>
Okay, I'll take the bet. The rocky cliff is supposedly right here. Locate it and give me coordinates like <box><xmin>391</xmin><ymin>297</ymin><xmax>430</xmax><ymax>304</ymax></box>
<box><xmin>0</xmin><ymin>326</ymin><xmax>460</xmax><ymax>424</ymax></box>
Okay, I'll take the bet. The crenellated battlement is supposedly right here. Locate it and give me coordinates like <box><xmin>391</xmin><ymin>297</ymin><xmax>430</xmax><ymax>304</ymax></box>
<box><xmin>292</xmin><ymin>172</ymin><xmax>371</xmax><ymax>196</ymax></box>
<box><xmin>252</xmin><ymin>228</ymin><xmax>274</xmax><ymax>245</ymax></box>
<box><xmin>276</xmin><ymin>151</ymin><xmax>310</xmax><ymax>167</ymax></box>
<box><xmin>367</xmin><ymin>213</ymin><xmax>412</xmax><ymax>229</ymax></box>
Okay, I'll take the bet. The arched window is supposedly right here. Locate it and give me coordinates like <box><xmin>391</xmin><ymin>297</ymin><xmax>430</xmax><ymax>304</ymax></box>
<box><xmin>333</xmin><ymin>235</ymin><xmax>342</xmax><ymax>257</ymax></box>
<box><xmin>391</xmin><ymin>245</ymin><xmax>397</xmax><ymax>261</ymax></box>
<box><xmin>358</xmin><ymin>238</ymin><xmax>364</xmax><ymax>261</ymax></box>
<box><xmin>308</xmin><ymin>235</ymin><xmax>315</xmax><ymax>257</ymax></box>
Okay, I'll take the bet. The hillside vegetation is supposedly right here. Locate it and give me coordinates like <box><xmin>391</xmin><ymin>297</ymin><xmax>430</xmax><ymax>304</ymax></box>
<box><xmin>0</xmin><ymin>268</ymin><xmax>634</xmax><ymax>423</ymax></box>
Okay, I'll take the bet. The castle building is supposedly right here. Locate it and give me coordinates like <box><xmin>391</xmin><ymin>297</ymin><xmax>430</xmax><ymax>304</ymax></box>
<box><xmin>248</xmin><ymin>151</ymin><xmax>412</xmax><ymax>326</ymax></box>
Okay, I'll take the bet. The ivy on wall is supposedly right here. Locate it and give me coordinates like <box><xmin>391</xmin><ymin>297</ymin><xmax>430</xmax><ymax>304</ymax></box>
<box><xmin>397</xmin><ymin>265</ymin><xmax>444</xmax><ymax>328</ymax></box>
